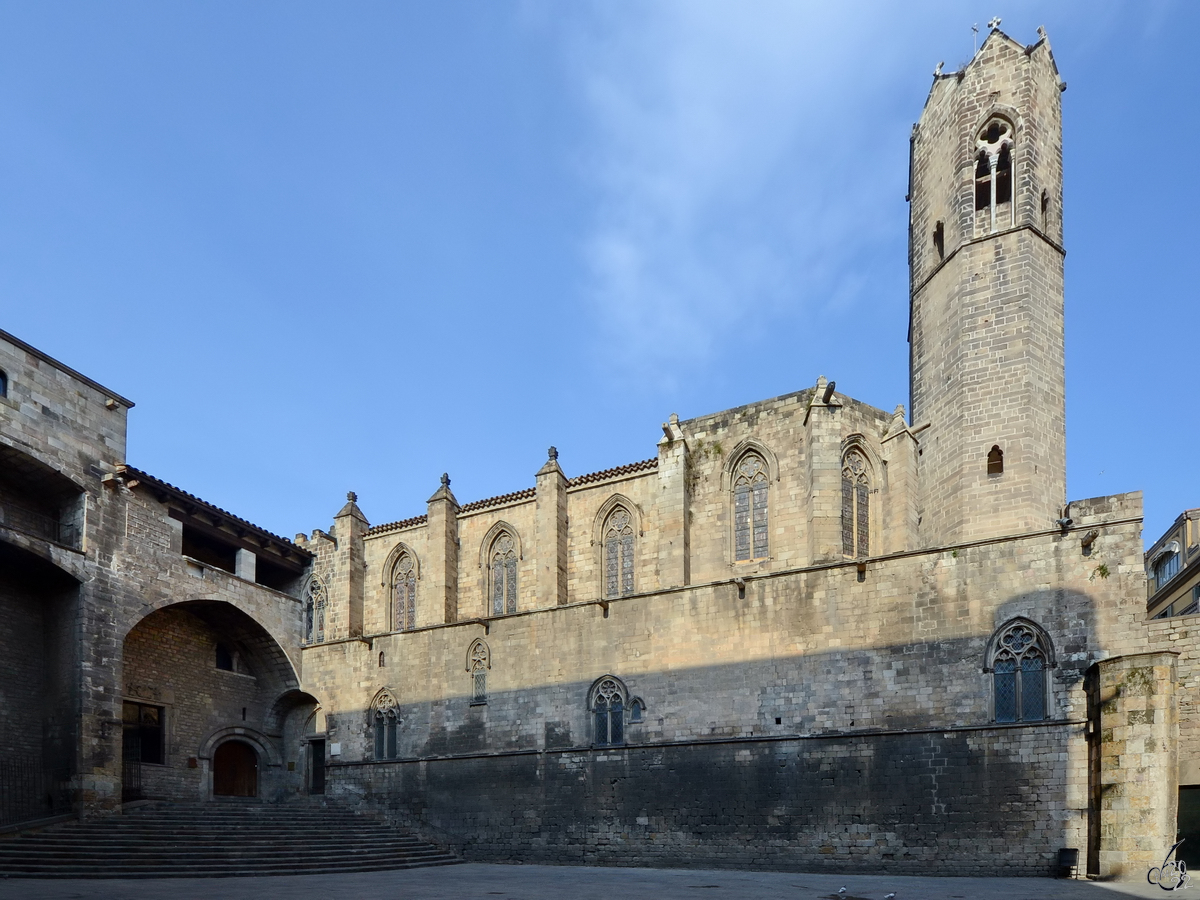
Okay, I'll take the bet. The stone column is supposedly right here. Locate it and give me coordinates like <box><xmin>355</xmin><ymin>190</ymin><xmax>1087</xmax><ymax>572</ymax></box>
<box><xmin>426</xmin><ymin>474</ymin><xmax>460</xmax><ymax>624</ymax></box>
<box><xmin>804</xmin><ymin>376</ymin><xmax>844</xmax><ymax>564</ymax></box>
<box><xmin>656</xmin><ymin>414</ymin><xmax>689</xmax><ymax>589</ymax></box>
<box><xmin>1089</xmin><ymin>651</ymin><xmax>1179</xmax><ymax>880</ymax></box>
<box><xmin>535</xmin><ymin>447</ymin><xmax>568</xmax><ymax>606</ymax></box>
<box><xmin>329</xmin><ymin>492</ymin><xmax>367</xmax><ymax>639</ymax></box>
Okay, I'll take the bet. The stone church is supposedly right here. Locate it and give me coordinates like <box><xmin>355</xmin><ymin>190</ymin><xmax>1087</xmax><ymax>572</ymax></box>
<box><xmin>0</xmin><ymin>28</ymin><xmax>1186</xmax><ymax>880</ymax></box>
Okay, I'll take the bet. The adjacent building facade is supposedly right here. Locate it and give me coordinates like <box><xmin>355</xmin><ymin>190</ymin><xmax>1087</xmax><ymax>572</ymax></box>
<box><xmin>0</xmin><ymin>28</ymin><xmax>1185</xmax><ymax>880</ymax></box>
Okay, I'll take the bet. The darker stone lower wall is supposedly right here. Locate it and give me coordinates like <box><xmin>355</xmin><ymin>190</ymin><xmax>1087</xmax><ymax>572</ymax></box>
<box><xmin>328</xmin><ymin>724</ymin><xmax>1074</xmax><ymax>875</ymax></box>
<box><xmin>0</xmin><ymin>575</ymin><xmax>45</xmax><ymax>759</ymax></box>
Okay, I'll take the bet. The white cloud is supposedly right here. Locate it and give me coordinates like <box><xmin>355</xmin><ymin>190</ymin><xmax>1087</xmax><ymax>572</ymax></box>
<box><xmin>564</xmin><ymin>1</ymin><xmax>915</xmax><ymax>387</ymax></box>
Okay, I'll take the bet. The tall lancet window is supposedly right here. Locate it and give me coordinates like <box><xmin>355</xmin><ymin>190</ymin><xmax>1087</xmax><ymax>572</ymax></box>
<box><xmin>603</xmin><ymin>507</ymin><xmax>636</xmax><ymax>598</ymax></box>
<box><xmin>841</xmin><ymin>449</ymin><xmax>870</xmax><ymax>558</ymax></box>
<box><xmin>490</xmin><ymin>533</ymin><xmax>518</xmax><ymax>615</ymax></box>
<box><xmin>304</xmin><ymin>568</ymin><xmax>329</xmax><ymax>644</ymax></box>
<box><xmin>733</xmin><ymin>453</ymin><xmax>769</xmax><ymax>562</ymax></box>
<box><xmin>974</xmin><ymin>118</ymin><xmax>1015</xmax><ymax>232</ymax></box>
<box><xmin>392</xmin><ymin>553</ymin><xmax>416</xmax><ymax>632</ymax></box>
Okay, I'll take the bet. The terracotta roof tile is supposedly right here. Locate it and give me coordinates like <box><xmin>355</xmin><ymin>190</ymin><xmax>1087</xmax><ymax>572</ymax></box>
<box><xmin>117</xmin><ymin>465</ymin><xmax>312</xmax><ymax>556</ymax></box>
<box><xmin>365</xmin><ymin>457</ymin><xmax>658</xmax><ymax>535</ymax></box>
<box><xmin>457</xmin><ymin>487</ymin><xmax>537</xmax><ymax>515</ymax></box>
<box><xmin>366</xmin><ymin>514</ymin><xmax>428</xmax><ymax>537</ymax></box>
<box><xmin>568</xmin><ymin>457</ymin><xmax>658</xmax><ymax>487</ymax></box>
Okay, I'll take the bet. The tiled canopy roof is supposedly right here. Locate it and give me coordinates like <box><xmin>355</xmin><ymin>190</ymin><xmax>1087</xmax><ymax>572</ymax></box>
<box><xmin>366</xmin><ymin>457</ymin><xmax>659</xmax><ymax>537</ymax></box>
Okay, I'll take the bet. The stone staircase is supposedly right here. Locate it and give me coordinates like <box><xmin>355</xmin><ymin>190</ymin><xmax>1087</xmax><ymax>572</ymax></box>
<box><xmin>0</xmin><ymin>800</ymin><xmax>460</xmax><ymax>878</ymax></box>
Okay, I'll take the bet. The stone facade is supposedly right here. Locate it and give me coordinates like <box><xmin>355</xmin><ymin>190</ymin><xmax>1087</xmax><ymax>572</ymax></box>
<box><xmin>0</xmin><ymin>27</ymin><xmax>1183</xmax><ymax>881</ymax></box>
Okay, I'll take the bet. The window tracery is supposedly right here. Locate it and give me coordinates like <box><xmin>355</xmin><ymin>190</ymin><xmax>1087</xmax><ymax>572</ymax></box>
<box><xmin>304</xmin><ymin>567</ymin><xmax>330</xmax><ymax>644</ymax></box>
<box><xmin>841</xmin><ymin>449</ymin><xmax>870</xmax><ymax>558</ymax></box>
<box><xmin>988</xmin><ymin>620</ymin><xmax>1051</xmax><ymax>723</ymax></box>
<box><xmin>489</xmin><ymin>533</ymin><xmax>518</xmax><ymax>615</ymax></box>
<box><xmin>392</xmin><ymin>553</ymin><xmax>416</xmax><ymax>631</ymax></box>
<box><xmin>974</xmin><ymin>118</ymin><xmax>1015</xmax><ymax>232</ymax></box>
<box><xmin>371</xmin><ymin>690</ymin><xmax>399</xmax><ymax>760</ymax></box>
<box><xmin>467</xmin><ymin>639</ymin><xmax>490</xmax><ymax>705</ymax></box>
<box><xmin>603</xmin><ymin>506</ymin><xmax>636</xmax><ymax>598</ymax></box>
<box><xmin>732</xmin><ymin>453</ymin><xmax>769</xmax><ymax>562</ymax></box>
<box><xmin>590</xmin><ymin>676</ymin><xmax>627</xmax><ymax>747</ymax></box>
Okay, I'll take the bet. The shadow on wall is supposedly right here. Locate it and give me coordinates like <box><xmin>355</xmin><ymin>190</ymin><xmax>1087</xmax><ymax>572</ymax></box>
<box><xmin>120</xmin><ymin>600</ymin><xmax>312</xmax><ymax>804</ymax></box>
<box><xmin>316</xmin><ymin>588</ymin><xmax>1103</xmax><ymax>875</ymax></box>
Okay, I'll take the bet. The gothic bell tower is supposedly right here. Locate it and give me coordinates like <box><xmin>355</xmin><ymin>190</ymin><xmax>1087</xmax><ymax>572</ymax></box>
<box><xmin>908</xmin><ymin>26</ymin><xmax>1067</xmax><ymax>546</ymax></box>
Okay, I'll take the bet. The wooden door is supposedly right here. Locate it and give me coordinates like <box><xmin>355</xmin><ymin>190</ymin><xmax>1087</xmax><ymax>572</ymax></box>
<box><xmin>212</xmin><ymin>740</ymin><xmax>257</xmax><ymax>797</ymax></box>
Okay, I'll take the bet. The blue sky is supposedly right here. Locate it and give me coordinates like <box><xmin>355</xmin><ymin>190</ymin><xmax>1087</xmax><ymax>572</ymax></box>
<box><xmin>0</xmin><ymin>1</ymin><xmax>1194</xmax><ymax>545</ymax></box>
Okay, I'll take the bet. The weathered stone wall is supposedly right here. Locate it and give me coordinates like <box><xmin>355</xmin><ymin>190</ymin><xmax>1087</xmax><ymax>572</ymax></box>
<box><xmin>330</xmin><ymin>724</ymin><xmax>1075</xmax><ymax>875</ymax></box>
<box><xmin>306</xmin><ymin>492</ymin><xmax>1146</xmax><ymax>870</ymax></box>
<box><xmin>909</xmin><ymin>33</ymin><xmax>1067</xmax><ymax>547</ymax></box>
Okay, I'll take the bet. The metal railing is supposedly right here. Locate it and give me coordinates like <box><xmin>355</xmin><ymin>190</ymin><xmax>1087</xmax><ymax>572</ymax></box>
<box><xmin>0</xmin><ymin>500</ymin><xmax>80</xmax><ymax>548</ymax></box>
<box><xmin>0</xmin><ymin>754</ymin><xmax>72</xmax><ymax>828</ymax></box>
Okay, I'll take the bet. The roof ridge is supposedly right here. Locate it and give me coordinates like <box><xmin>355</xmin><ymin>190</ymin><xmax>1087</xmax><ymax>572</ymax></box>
<box><xmin>567</xmin><ymin>457</ymin><xmax>658</xmax><ymax>487</ymax></box>
<box><xmin>118</xmin><ymin>465</ymin><xmax>310</xmax><ymax>553</ymax></box>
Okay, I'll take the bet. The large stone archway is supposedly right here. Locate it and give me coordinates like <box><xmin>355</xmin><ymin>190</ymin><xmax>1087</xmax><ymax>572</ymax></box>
<box><xmin>120</xmin><ymin>600</ymin><xmax>302</xmax><ymax>803</ymax></box>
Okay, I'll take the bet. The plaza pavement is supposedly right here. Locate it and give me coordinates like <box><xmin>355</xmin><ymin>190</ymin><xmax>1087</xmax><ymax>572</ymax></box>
<box><xmin>0</xmin><ymin>864</ymin><xmax>1183</xmax><ymax>900</ymax></box>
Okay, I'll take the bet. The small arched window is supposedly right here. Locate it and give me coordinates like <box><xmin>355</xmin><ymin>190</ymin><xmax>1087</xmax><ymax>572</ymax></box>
<box><xmin>304</xmin><ymin>569</ymin><xmax>329</xmax><ymax>644</ymax></box>
<box><xmin>987</xmin><ymin>445</ymin><xmax>1004</xmax><ymax>476</ymax></box>
<box><xmin>629</xmin><ymin>697</ymin><xmax>645</xmax><ymax>724</ymax></box>
<box><xmin>603</xmin><ymin>507</ymin><xmax>635</xmax><ymax>599</ymax></box>
<box><xmin>590</xmin><ymin>676</ymin><xmax>628</xmax><ymax>747</ymax></box>
<box><xmin>378</xmin><ymin>651</ymin><xmax>386</xmax><ymax>668</ymax></box>
<box><xmin>0</xmin><ymin>369</ymin><xmax>7</xmax><ymax>398</ymax></box>
<box><xmin>371</xmin><ymin>692</ymin><xmax>399</xmax><ymax>760</ymax></box>
<box><xmin>732</xmin><ymin>453</ymin><xmax>769</xmax><ymax>562</ymax></box>
<box><xmin>989</xmin><ymin>620</ymin><xmax>1052</xmax><ymax>723</ymax></box>
<box><xmin>841</xmin><ymin>449</ymin><xmax>871</xmax><ymax>558</ymax></box>
<box><xmin>467</xmin><ymin>639</ymin><xmax>490</xmax><ymax>705</ymax></box>
<box><xmin>489</xmin><ymin>533</ymin><xmax>518</xmax><ymax>616</ymax></box>
<box><xmin>391</xmin><ymin>552</ymin><xmax>416</xmax><ymax>632</ymax></box>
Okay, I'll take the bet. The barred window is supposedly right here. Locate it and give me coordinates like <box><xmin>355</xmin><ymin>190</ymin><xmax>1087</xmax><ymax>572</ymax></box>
<box><xmin>733</xmin><ymin>453</ymin><xmax>769</xmax><ymax>562</ymax></box>
<box><xmin>989</xmin><ymin>620</ymin><xmax>1051</xmax><ymax>723</ymax></box>
<box><xmin>392</xmin><ymin>553</ymin><xmax>417</xmax><ymax>631</ymax></box>
<box><xmin>603</xmin><ymin>507</ymin><xmax>635</xmax><ymax>599</ymax></box>
<box><xmin>490</xmin><ymin>534</ymin><xmax>518</xmax><ymax>615</ymax></box>
<box><xmin>841</xmin><ymin>449</ymin><xmax>870</xmax><ymax>558</ymax></box>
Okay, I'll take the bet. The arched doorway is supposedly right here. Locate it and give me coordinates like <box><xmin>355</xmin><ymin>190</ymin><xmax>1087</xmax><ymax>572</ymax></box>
<box><xmin>213</xmin><ymin>740</ymin><xmax>258</xmax><ymax>797</ymax></box>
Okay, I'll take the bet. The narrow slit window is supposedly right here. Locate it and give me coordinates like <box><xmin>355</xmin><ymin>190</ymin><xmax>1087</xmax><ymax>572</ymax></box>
<box><xmin>987</xmin><ymin>445</ymin><xmax>1004</xmax><ymax>476</ymax></box>
<box><xmin>0</xmin><ymin>369</ymin><xmax>7</xmax><ymax>398</ymax></box>
<box><xmin>974</xmin><ymin>153</ymin><xmax>991</xmax><ymax>211</ymax></box>
<box><xmin>933</xmin><ymin>221</ymin><xmax>944</xmax><ymax>259</ymax></box>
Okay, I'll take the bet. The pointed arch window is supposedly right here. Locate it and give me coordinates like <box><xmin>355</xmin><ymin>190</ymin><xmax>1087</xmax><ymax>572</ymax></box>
<box><xmin>304</xmin><ymin>569</ymin><xmax>329</xmax><ymax>644</ymax></box>
<box><xmin>733</xmin><ymin>453</ymin><xmax>769</xmax><ymax>562</ymax></box>
<box><xmin>987</xmin><ymin>445</ymin><xmax>1004</xmax><ymax>476</ymax></box>
<box><xmin>974</xmin><ymin>118</ymin><xmax>1015</xmax><ymax>232</ymax></box>
<box><xmin>841</xmin><ymin>449</ymin><xmax>870</xmax><ymax>558</ymax></box>
<box><xmin>590</xmin><ymin>677</ymin><xmax>627</xmax><ymax>747</ymax></box>
<box><xmin>468</xmin><ymin>639</ymin><xmax>490</xmax><ymax>705</ymax></box>
<box><xmin>371</xmin><ymin>693</ymin><xmax>399</xmax><ymax>760</ymax></box>
<box><xmin>489</xmin><ymin>533</ymin><xmax>518</xmax><ymax>615</ymax></box>
<box><xmin>603</xmin><ymin>507</ymin><xmax>635</xmax><ymax>598</ymax></box>
<box><xmin>391</xmin><ymin>553</ymin><xmax>417</xmax><ymax>631</ymax></box>
<box><xmin>989</xmin><ymin>620</ymin><xmax>1051</xmax><ymax>723</ymax></box>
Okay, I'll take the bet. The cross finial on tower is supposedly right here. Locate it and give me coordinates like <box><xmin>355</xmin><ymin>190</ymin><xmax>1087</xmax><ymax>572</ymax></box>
<box><xmin>347</xmin><ymin>491</ymin><xmax>357</xmax><ymax>503</ymax></box>
<box><xmin>548</xmin><ymin>446</ymin><xmax>558</xmax><ymax>461</ymax></box>
<box><xmin>988</xmin><ymin>16</ymin><xmax>1002</xmax><ymax>30</ymax></box>
<box><xmin>440</xmin><ymin>473</ymin><xmax>450</xmax><ymax>487</ymax></box>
